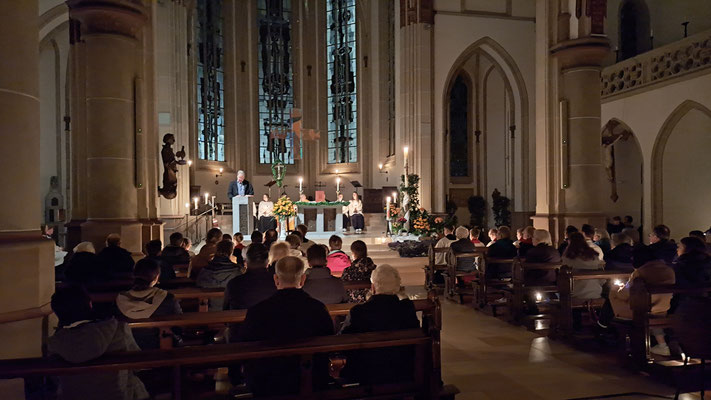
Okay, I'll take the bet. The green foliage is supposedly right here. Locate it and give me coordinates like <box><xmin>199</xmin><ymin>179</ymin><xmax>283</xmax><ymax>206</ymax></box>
<box><xmin>294</xmin><ymin>201</ymin><xmax>350</xmax><ymax>206</ymax></box>
<box><xmin>491</xmin><ymin>189</ymin><xmax>511</xmax><ymax>228</ymax></box>
<box><xmin>467</xmin><ymin>195</ymin><xmax>486</xmax><ymax>228</ymax></box>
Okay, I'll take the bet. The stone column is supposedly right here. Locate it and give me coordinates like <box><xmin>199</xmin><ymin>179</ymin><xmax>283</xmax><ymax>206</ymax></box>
<box><xmin>67</xmin><ymin>0</ymin><xmax>148</xmax><ymax>253</ymax></box>
<box><xmin>0</xmin><ymin>1</ymin><xmax>55</xmax><ymax>360</ymax></box>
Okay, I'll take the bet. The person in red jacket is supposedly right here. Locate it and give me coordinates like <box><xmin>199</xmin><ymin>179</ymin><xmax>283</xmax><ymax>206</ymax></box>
<box><xmin>326</xmin><ymin>235</ymin><xmax>351</xmax><ymax>276</ymax></box>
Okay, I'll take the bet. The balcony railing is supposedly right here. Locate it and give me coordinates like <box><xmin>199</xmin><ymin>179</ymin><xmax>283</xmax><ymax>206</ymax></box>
<box><xmin>601</xmin><ymin>29</ymin><xmax>711</xmax><ymax>99</ymax></box>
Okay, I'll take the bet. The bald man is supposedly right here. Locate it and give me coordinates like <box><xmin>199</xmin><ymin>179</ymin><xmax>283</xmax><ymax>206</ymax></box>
<box><xmin>227</xmin><ymin>170</ymin><xmax>254</xmax><ymax>199</ymax></box>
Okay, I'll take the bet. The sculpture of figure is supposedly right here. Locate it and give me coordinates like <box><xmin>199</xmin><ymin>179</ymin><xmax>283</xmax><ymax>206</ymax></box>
<box><xmin>158</xmin><ymin>133</ymin><xmax>186</xmax><ymax>199</ymax></box>
<box><xmin>601</xmin><ymin>120</ymin><xmax>632</xmax><ymax>202</ymax></box>
<box><xmin>402</xmin><ymin>191</ymin><xmax>410</xmax><ymax>233</ymax></box>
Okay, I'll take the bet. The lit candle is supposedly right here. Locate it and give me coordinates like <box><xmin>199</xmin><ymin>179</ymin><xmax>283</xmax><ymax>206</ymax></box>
<box><xmin>219</xmin><ymin>167</ymin><xmax>224</xmax><ymax>174</ymax></box>
<box><xmin>336</xmin><ymin>177</ymin><xmax>341</xmax><ymax>193</ymax></box>
<box><xmin>299</xmin><ymin>177</ymin><xmax>303</xmax><ymax>192</ymax></box>
<box><xmin>193</xmin><ymin>197</ymin><xmax>199</xmax><ymax>210</ymax></box>
<box><xmin>378</xmin><ymin>163</ymin><xmax>383</xmax><ymax>171</ymax></box>
<box><xmin>392</xmin><ymin>192</ymin><xmax>398</xmax><ymax>203</ymax></box>
<box><xmin>403</xmin><ymin>146</ymin><xmax>409</xmax><ymax>167</ymax></box>
<box><xmin>185</xmin><ymin>202</ymin><xmax>190</xmax><ymax>209</ymax></box>
<box><xmin>204</xmin><ymin>193</ymin><xmax>209</xmax><ymax>205</ymax></box>
<box><xmin>386</xmin><ymin>196</ymin><xmax>391</xmax><ymax>219</ymax></box>
<box><xmin>187</xmin><ymin>159</ymin><xmax>193</xmax><ymax>167</ymax></box>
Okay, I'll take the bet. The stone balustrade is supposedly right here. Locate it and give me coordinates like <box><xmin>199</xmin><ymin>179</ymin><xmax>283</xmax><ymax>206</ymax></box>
<box><xmin>601</xmin><ymin>29</ymin><xmax>711</xmax><ymax>99</ymax></box>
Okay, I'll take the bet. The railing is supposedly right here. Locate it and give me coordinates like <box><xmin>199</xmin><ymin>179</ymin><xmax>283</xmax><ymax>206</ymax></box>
<box><xmin>601</xmin><ymin>29</ymin><xmax>711</xmax><ymax>99</ymax></box>
<box><xmin>0</xmin><ymin>303</ymin><xmax>52</xmax><ymax>324</ymax></box>
<box><xmin>171</xmin><ymin>209</ymin><xmax>215</xmax><ymax>245</ymax></box>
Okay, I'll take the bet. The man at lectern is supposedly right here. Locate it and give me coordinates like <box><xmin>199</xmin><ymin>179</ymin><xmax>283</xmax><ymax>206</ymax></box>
<box><xmin>228</xmin><ymin>170</ymin><xmax>254</xmax><ymax>199</ymax></box>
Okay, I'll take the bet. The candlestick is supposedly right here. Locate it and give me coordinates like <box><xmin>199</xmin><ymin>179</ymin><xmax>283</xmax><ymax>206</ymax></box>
<box><xmin>392</xmin><ymin>192</ymin><xmax>398</xmax><ymax>204</ymax></box>
<box><xmin>204</xmin><ymin>193</ymin><xmax>209</xmax><ymax>205</ymax></box>
<box><xmin>299</xmin><ymin>177</ymin><xmax>303</xmax><ymax>193</ymax></box>
<box><xmin>386</xmin><ymin>196</ymin><xmax>391</xmax><ymax>220</ymax></box>
<box><xmin>193</xmin><ymin>197</ymin><xmax>199</xmax><ymax>210</ymax></box>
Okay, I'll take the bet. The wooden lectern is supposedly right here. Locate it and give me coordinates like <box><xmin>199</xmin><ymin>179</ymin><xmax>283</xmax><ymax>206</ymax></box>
<box><xmin>232</xmin><ymin>196</ymin><xmax>254</xmax><ymax>234</ymax></box>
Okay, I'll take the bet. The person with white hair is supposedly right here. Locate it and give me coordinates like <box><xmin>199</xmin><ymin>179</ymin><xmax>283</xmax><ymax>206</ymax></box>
<box><xmin>237</xmin><ymin>256</ymin><xmax>334</xmax><ymax>396</ymax></box>
<box><xmin>227</xmin><ymin>169</ymin><xmax>254</xmax><ymax>199</ymax></box>
<box><xmin>450</xmin><ymin>226</ymin><xmax>478</xmax><ymax>273</ymax></box>
<box><xmin>340</xmin><ymin>264</ymin><xmax>419</xmax><ymax>384</ymax></box>
<box><xmin>523</xmin><ymin>229</ymin><xmax>561</xmax><ymax>285</ymax></box>
<box><xmin>64</xmin><ymin>241</ymin><xmax>103</xmax><ymax>284</ymax></box>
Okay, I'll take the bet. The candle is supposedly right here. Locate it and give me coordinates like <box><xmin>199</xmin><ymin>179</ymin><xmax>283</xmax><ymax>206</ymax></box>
<box><xmin>403</xmin><ymin>146</ymin><xmax>409</xmax><ymax>167</ymax></box>
<box><xmin>219</xmin><ymin>167</ymin><xmax>223</xmax><ymax>174</ymax></box>
<box><xmin>187</xmin><ymin>159</ymin><xmax>193</xmax><ymax>167</ymax></box>
<box><xmin>336</xmin><ymin>177</ymin><xmax>341</xmax><ymax>193</ymax></box>
<box><xmin>392</xmin><ymin>192</ymin><xmax>398</xmax><ymax>203</ymax></box>
<box><xmin>299</xmin><ymin>177</ymin><xmax>303</xmax><ymax>192</ymax></box>
<box><xmin>204</xmin><ymin>193</ymin><xmax>209</xmax><ymax>205</ymax></box>
<box><xmin>185</xmin><ymin>202</ymin><xmax>190</xmax><ymax>209</ymax></box>
<box><xmin>378</xmin><ymin>163</ymin><xmax>383</xmax><ymax>171</ymax></box>
<box><xmin>193</xmin><ymin>197</ymin><xmax>199</xmax><ymax>210</ymax></box>
<box><xmin>386</xmin><ymin>196</ymin><xmax>391</xmax><ymax>219</ymax></box>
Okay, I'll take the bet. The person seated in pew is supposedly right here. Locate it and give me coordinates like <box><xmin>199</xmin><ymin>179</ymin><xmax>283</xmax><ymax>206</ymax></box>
<box><xmin>524</xmin><ymin>229</ymin><xmax>561</xmax><ymax>284</ymax></box>
<box><xmin>285</xmin><ymin>233</ymin><xmax>306</xmax><ymax>258</ymax></box>
<box><xmin>450</xmin><ymin>226</ymin><xmax>478</xmax><ymax>274</ymax></box>
<box><xmin>621</xmin><ymin>226</ymin><xmax>641</xmax><ymax>247</ymax></box>
<box><xmin>267</xmin><ymin>242</ymin><xmax>291</xmax><ymax>274</ymax></box>
<box><xmin>116</xmin><ymin>259</ymin><xmax>182</xmax><ymax>350</ymax></box>
<box><xmin>180</xmin><ymin>237</ymin><xmax>195</xmax><ymax>257</ymax></box>
<box><xmin>342</xmin><ymin>240</ymin><xmax>377</xmax><ymax>303</ymax></box>
<box><xmin>303</xmin><ymin>245</ymin><xmax>348</xmax><ymax>304</ymax></box>
<box><xmin>563</xmin><ymin>232</ymin><xmax>605</xmax><ymax>302</ymax></box>
<box><xmin>605</xmin><ymin>232</ymin><xmax>634</xmax><ymax>272</ymax></box>
<box><xmin>594</xmin><ymin>228</ymin><xmax>612</xmax><ymax>256</ymax></box>
<box><xmin>581</xmin><ymin>224</ymin><xmax>605</xmax><ymax>261</ymax></box>
<box><xmin>250</xmin><ymin>230</ymin><xmax>263</xmax><ymax>245</ymax></box>
<box><xmin>326</xmin><ymin>235</ymin><xmax>352</xmax><ymax>275</ymax></box>
<box><xmin>487</xmin><ymin>226</ymin><xmax>518</xmax><ymax>279</ymax></box>
<box><xmin>196</xmin><ymin>240</ymin><xmax>245</xmax><ymax>311</ymax></box>
<box><xmin>434</xmin><ymin>224</ymin><xmax>457</xmax><ymax>265</ymax></box>
<box><xmin>189</xmin><ymin>227</ymin><xmax>223</xmax><ymax>278</ymax></box>
<box><xmin>339</xmin><ymin>264</ymin><xmax>420</xmax><ymax>384</ymax></box>
<box><xmin>470</xmin><ymin>227</ymin><xmax>485</xmax><ymax>247</ymax></box>
<box><xmin>64</xmin><ymin>241</ymin><xmax>104</xmax><ymax>284</ymax></box>
<box><xmin>48</xmin><ymin>285</ymin><xmax>149</xmax><ymax>400</ymax></box>
<box><xmin>143</xmin><ymin>239</ymin><xmax>174</xmax><ymax>282</ymax></box>
<box><xmin>558</xmin><ymin>225</ymin><xmax>578</xmax><ymax>255</ymax></box>
<box><xmin>296</xmin><ymin>224</ymin><xmax>315</xmax><ymax>253</ymax></box>
<box><xmin>517</xmin><ymin>226</ymin><xmax>535</xmax><ymax>258</ymax></box>
<box><xmin>688</xmin><ymin>229</ymin><xmax>711</xmax><ymax>254</ymax></box>
<box><xmin>598</xmin><ymin>246</ymin><xmax>675</xmax><ymax>355</ymax></box>
<box><xmin>648</xmin><ymin>224</ymin><xmax>678</xmax><ymax>265</ymax></box>
<box><xmin>222</xmin><ymin>233</ymin><xmax>244</xmax><ymax>266</ymax></box>
<box><xmin>98</xmin><ymin>233</ymin><xmax>136</xmax><ymax>278</ymax></box>
<box><xmin>161</xmin><ymin>232</ymin><xmax>191</xmax><ymax>272</ymax></box>
<box><xmin>673</xmin><ymin>236</ymin><xmax>711</xmax><ymax>287</ymax></box>
<box><xmin>486</xmin><ymin>227</ymin><xmax>498</xmax><ymax>247</ymax></box>
<box><xmin>237</xmin><ymin>256</ymin><xmax>335</xmax><ymax>396</ymax></box>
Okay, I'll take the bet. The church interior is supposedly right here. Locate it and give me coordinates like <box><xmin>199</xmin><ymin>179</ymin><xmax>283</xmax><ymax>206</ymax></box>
<box><xmin>2</xmin><ymin>0</ymin><xmax>711</xmax><ymax>398</ymax></box>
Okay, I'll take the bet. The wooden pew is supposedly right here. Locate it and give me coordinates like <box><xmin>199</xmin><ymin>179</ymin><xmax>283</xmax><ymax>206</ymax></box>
<box><xmin>90</xmin><ymin>287</ymin><xmax>225</xmax><ymax>313</ymax></box>
<box><xmin>56</xmin><ymin>277</ymin><xmax>197</xmax><ymax>292</ymax></box>
<box><xmin>552</xmin><ymin>266</ymin><xmax>631</xmax><ymax>337</ymax></box>
<box><xmin>508</xmin><ymin>259</ymin><xmax>562</xmax><ymax>324</ymax></box>
<box><xmin>0</xmin><ymin>295</ymin><xmax>456</xmax><ymax>400</ymax></box>
<box><xmin>444</xmin><ymin>250</ymin><xmax>485</xmax><ymax>304</ymax></box>
<box><xmin>424</xmin><ymin>244</ymin><xmax>450</xmax><ymax>290</ymax></box>
<box><xmin>474</xmin><ymin>255</ymin><xmax>515</xmax><ymax>313</ymax></box>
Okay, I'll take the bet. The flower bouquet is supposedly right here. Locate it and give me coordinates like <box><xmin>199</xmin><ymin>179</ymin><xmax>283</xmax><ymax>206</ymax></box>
<box><xmin>273</xmin><ymin>195</ymin><xmax>297</xmax><ymax>218</ymax></box>
<box><xmin>411</xmin><ymin>216</ymin><xmax>431</xmax><ymax>236</ymax></box>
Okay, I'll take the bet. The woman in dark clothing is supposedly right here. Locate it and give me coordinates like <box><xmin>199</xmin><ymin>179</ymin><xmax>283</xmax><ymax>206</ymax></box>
<box><xmin>341</xmin><ymin>240</ymin><xmax>377</xmax><ymax>302</ymax></box>
<box><xmin>673</xmin><ymin>236</ymin><xmax>711</xmax><ymax>287</ymax></box>
<box><xmin>487</xmin><ymin>226</ymin><xmax>517</xmax><ymax>278</ymax></box>
<box><xmin>64</xmin><ymin>242</ymin><xmax>106</xmax><ymax>284</ymax></box>
<box><xmin>605</xmin><ymin>232</ymin><xmax>634</xmax><ymax>272</ymax></box>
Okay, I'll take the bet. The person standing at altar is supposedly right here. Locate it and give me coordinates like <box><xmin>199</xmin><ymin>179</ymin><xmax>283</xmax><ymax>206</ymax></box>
<box><xmin>338</xmin><ymin>193</ymin><xmax>350</xmax><ymax>233</ymax></box>
<box><xmin>257</xmin><ymin>194</ymin><xmax>277</xmax><ymax>233</ymax></box>
<box><xmin>227</xmin><ymin>170</ymin><xmax>254</xmax><ymax>199</ymax></box>
<box><xmin>348</xmin><ymin>192</ymin><xmax>364</xmax><ymax>234</ymax></box>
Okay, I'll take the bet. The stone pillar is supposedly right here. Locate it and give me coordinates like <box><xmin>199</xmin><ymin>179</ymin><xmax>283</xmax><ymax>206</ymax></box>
<box><xmin>67</xmin><ymin>0</ymin><xmax>148</xmax><ymax>253</ymax></box>
<box><xmin>0</xmin><ymin>1</ymin><xmax>55</xmax><ymax>360</ymax></box>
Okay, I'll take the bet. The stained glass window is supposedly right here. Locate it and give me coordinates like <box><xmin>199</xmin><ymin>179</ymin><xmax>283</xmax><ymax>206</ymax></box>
<box><xmin>196</xmin><ymin>0</ymin><xmax>225</xmax><ymax>162</ymax></box>
<box><xmin>327</xmin><ymin>0</ymin><xmax>357</xmax><ymax>164</ymax></box>
<box><xmin>449</xmin><ymin>75</ymin><xmax>469</xmax><ymax>177</ymax></box>
<box><xmin>258</xmin><ymin>0</ymin><xmax>295</xmax><ymax>165</ymax></box>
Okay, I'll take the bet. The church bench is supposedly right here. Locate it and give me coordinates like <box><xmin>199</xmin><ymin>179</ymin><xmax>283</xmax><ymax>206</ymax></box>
<box><xmin>424</xmin><ymin>244</ymin><xmax>449</xmax><ymax>290</ymax></box>
<box><xmin>341</xmin><ymin>280</ymin><xmax>372</xmax><ymax>291</ymax></box>
<box><xmin>56</xmin><ymin>277</ymin><xmax>197</xmax><ymax>292</ymax></box>
<box><xmin>508</xmin><ymin>260</ymin><xmax>562</xmax><ymax>324</ymax></box>
<box><xmin>472</xmin><ymin>255</ymin><xmax>515</xmax><ymax>313</ymax></box>
<box><xmin>552</xmin><ymin>266</ymin><xmax>631</xmax><ymax>338</ymax></box>
<box><xmin>443</xmin><ymin>250</ymin><xmax>484</xmax><ymax>304</ymax></box>
<box><xmin>90</xmin><ymin>287</ymin><xmax>225</xmax><ymax>312</ymax></box>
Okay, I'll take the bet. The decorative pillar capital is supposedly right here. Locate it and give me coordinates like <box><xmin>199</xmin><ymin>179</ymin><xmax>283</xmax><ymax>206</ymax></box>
<box><xmin>550</xmin><ymin>36</ymin><xmax>610</xmax><ymax>69</ymax></box>
<box><xmin>66</xmin><ymin>0</ymin><xmax>148</xmax><ymax>39</ymax></box>
<box><xmin>400</xmin><ymin>0</ymin><xmax>434</xmax><ymax>27</ymax></box>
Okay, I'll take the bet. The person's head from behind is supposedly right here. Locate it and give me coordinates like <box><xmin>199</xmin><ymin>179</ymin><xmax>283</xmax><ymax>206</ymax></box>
<box><xmin>329</xmin><ymin>235</ymin><xmax>343</xmax><ymax>251</ymax></box>
<box><xmin>649</xmin><ymin>224</ymin><xmax>670</xmax><ymax>244</ymax></box>
<box><xmin>516</xmin><ymin>228</ymin><xmax>524</xmax><ymax>240</ymax></box>
<box><xmin>269</xmin><ymin>242</ymin><xmax>290</xmax><ymax>265</ymax></box>
<box><xmin>678</xmin><ymin>236</ymin><xmax>705</xmax><ymax>258</ymax></box>
<box><xmin>285</xmin><ymin>234</ymin><xmax>302</xmax><ymax>250</ymax></box>
<box><xmin>106</xmin><ymin>233</ymin><xmax>121</xmax><ymax>247</ymax></box>
<box><xmin>469</xmin><ymin>227</ymin><xmax>481</xmax><ymax>241</ymax></box>
<box><xmin>444</xmin><ymin>224</ymin><xmax>455</xmax><ymax>235</ymax></box>
<box><xmin>488</xmin><ymin>228</ymin><xmax>498</xmax><ymax>241</ymax></box>
<box><xmin>250</xmin><ymin>230</ymin><xmax>263</xmax><ymax>243</ymax></box>
<box><xmin>215</xmin><ymin>240</ymin><xmax>234</xmax><ymax>258</ymax></box>
<box><xmin>523</xmin><ymin>226</ymin><xmax>535</xmax><ymax>240</ymax></box>
<box><xmin>233</xmin><ymin>232</ymin><xmax>244</xmax><ymax>244</ymax></box>
<box><xmin>351</xmin><ymin>240</ymin><xmax>368</xmax><ymax>260</ymax></box>
<box><xmin>611</xmin><ymin>216</ymin><xmax>622</xmax><ymax>225</ymax></box>
<box><xmin>497</xmin><ymin>226</ymin><xmax>512</xmax><ymax>240</ymax></box>
<box><xmin>689</xmin><ymin>230</ymin><xmax>706</xmax><ymax>243</ymax></box>
<box><xmin>624</xmin><ymin>215</ymin><xmax>633</xmax><ymax>225</ymax></box>
<box><xmin>264</xmin><ymin>229</ymin><xmax>278</xmax><ymax>244</ymax></box>
<box><xmin>73</xmin><ymin>241</ymin><xmax>95</xmax><ymax>254</ymax></box>
<box><xmin>594</xmin><ymin>228</ymin><xmax>610</xmax><ymax>243</ymax></box>
<box><xmin>563</xmin><ymin>232</ymin><xmax>597</xmax><ymax>261</ymax></box>
<box><xmin>611</xmin><ymin>232</ymin><xmax>633</xmax><ymax>248</ymax></box>
<box><xmin>133</xmin><ymin>258</ymin><xmax>161</xmax><ymax>289</ymax></box>
<box><xmin>371</xmin><ymin>264</ymin><xmax>401</xmax><ymax>295</ymax></box>
<box><xmin>145</xmin><ymin>239</ymin><xmax>162</xmax><ymax>257</ymax></box>
<box><xmin>169</xmin><ymin>232</ymin><xmax>184</xmax><ymax>247</ymax></box>
<box><xmin>565</xmin><ymin>225</ymin><xmax>578</xmax><ymax>239</ymax></box>
<box><xmin>180</xmin><ymin>237</ymin><xmax>191</xmax><ymax>251</ymax></box>
<box><xmin>274</xmin><ymin>256</ymin><xmax>306</xmax><ymax>289</ymax></box>
<box><xmin>206</xmin><ymin>228</ymin><xmax>223</xmax><ymax>244</ymax></box>
<box><xmin>455</xmin><ymin>226</ymin><xmax>469</xmax><ymax>240</ymax></box>
<box><xmin>51</xmin><ymin>285</ymin><xmax>93</xmax><ymax>328</ymax></box>
<box><xmin>581</xmin><ymin>224</ymin><xmax>595</xmax><ymax>239</ymax></box>
<box><xmin>532</xmin><ymin>229</ymin><xmax>552</xmax><ymax>247</ymax></box>
<box><xmin>246</xmin><ymin>243</ymin><xmax>269</xmax><ymax>270</ymax></box>
<box><xmin>222</xmin><ymin>234</ymin><xmax>233</xmax><ymax>242</ymax></box>
<box><xmin>307</xmin><ymin>244</ymin><xmax>328</xmax><ymax>268</ymax></box>
<box><xmin>296</xmin><ymin>224</ymin><xmax>308</xmax><ymax>239</ymax></box>
<box><xmin>621</xmin><ymin>227</ymin><xmax>640</xmax><ymax>245</ymax></box>
<box><xmin>633</xmin><ymin>245</ymin><xmax>656</xmax><ymax>268</ymax></box>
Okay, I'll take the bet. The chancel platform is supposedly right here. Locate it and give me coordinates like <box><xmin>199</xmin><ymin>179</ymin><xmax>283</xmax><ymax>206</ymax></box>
<box><xmin>296</xmin><ymin>202</ymin><xmax>346</xmax><ymax>239</ymax></box>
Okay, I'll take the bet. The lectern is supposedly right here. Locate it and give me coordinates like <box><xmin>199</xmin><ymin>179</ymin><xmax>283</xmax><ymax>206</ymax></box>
<box><xmin>232</xmin><ymin>196</ymin><xmax>254</xmax><ymax>234</ymax></box>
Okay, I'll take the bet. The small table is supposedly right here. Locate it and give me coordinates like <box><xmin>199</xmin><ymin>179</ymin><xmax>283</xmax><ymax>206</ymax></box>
<box><xmin>295</xmin><ymin>202</ymin><xmax>347</xmax><ymax>239</ymax></box>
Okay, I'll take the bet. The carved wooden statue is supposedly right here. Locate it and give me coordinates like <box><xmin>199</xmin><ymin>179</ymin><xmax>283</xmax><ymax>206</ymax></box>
<box><xmin>602</xmin><ymin>120</ymin><xmax>632</xmax><ymax>202</ymax></box>
<box><xmin>158</xmin><ymin>133</ymin><xmax>186</xmax><ymax>199</ymax></box>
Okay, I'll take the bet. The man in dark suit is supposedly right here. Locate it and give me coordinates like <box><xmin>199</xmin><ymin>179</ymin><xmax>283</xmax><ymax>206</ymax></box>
<box><xmin>97</xmin><ymin>233</ymin><xmax>135</xmax><ymax>278</ymax></box>
<box><xmin>648</xmin><ymin>224</ymin><xmax>677</xmax><ymax>265</ymax></box>
<box><xmin>340</xmin><ymin>264</ymin><xmax>420</xmax><ymax>384</ymax></box>
<box><xmin>227</xmin><ymin>170</ymin><xmax>254</xmax><ymax>199</ymax></box>
<box><xmin>237</xmin><ymin>256</ymin><xmax>334</xmax><ymax>396</ymax></box>
<box><xmin>303</xmin><ymin>244</ymin><xmax>348</xmax><ymax>304</ymax></box>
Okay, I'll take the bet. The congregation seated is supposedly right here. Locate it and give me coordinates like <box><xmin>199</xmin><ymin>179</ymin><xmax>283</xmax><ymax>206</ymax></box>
<box><xmin>598</xmin><ymin>246</ymin><xmax>675</xmax><ymax>355</ymax></box>
<box><xmin>267</xmin><ymin>241</ymin><xmax>290</xmax><ymax>274</ymax></box>
<box><xmin>673</xmin><ymin>236</ymin><xmax>711</xmax><ymax>287</ymax></box>
<box><xmin>688</xmin><ymin>229</ymin><xmax>711</xmax><ymax>254</ymax></box>
<box><xmin>340</xmin><ymin>264</ymin><xmax>419</xmax><ymax>384</ymax></box>
<box><xmin>470</xmin><ymin>227</ymin><xmax>485</xmax><ymax>247</ymax></box>
<box><xmin>180</xmin><ymin>237</ymin><xmax>195</xmax><ymax>257</ymax></box>
<box><xmin>303</xmin><ymin>245</ymin><xmax>348</xmax><ymax>304</ymax></box>
<box><xmin>263</xmin><ymin>228</ymin><xmax>278</xmax><ymax>250</ymax></box>
<box><xmin>594</xmin><ymin>228</ymin><xmax>612</xmax><ymax>256</ymax></box>
<box><xmin>48</xmin><ymin>285</ymin><xmax>148</xmax><ymax>400</ymax></box>
<box><xmin>524</xmin><ymin>229</ymin><xmax>561</xmax><ymax>285</ymax></box>
<box><xmin>607</xmin><ymin>216</ymin><xmax>624</xmax><ymax>235</ymax></box>
<box><xmin>581</xmin><ymin>224</ymin><xmax>604</xmax><ymax>260</ymax></box>
<box><xmin>517</xmin><ymin>226</ymin><xmax>535</xmax><ymax>258</ymax></box>
<box><xmin>236</xmin><ymin>256</ymin><xmax>335</xmax><ymax>396</ymax></box>
<box><xmin>605</xmin><ymin>232</ymin><xmax>634</xmax><ymax>271</ymax></box>
<box><xmin>196</xmin><ymin>239</ymin><xmax>245</xmax><ymax>310</ymax></box>
<box><xmin>250</xmin><ymin>230</ymin><xmax>263</xmax><ymax>245</ymax></box>
<box><xmin>285</xmin><ymin>233</ymin><xmax>306</xmax><ymax>258</ymax></box>
<box><xmin>341</xmin><ymin>240</ymin><xmax>377</xmax><ymax>302</ymax></box>
<box><xmin>97</xmin><ymin>233</ymin><xmax>135</xmax><ymax>277</ymax></box>
<box><xmin>450</xmin><ymin>226</ymin><xmax>478</xmax><ymax>273</ymax></box>
<box><xmin>486</xmin><ymin>228</ymin><xmax>498</xmax><ymax>247</ymax></box>
<box><xmin>621</xmin><ymin>226</ymin><xmax>641</xmax><ymax>247</ymax></box>
<box><xmin>230</xmin><ymin>232</ymin><xmax>245</xmax><ymax>265</ymax></box>
<box><xmin>64</xmin><ymin>241</ymin><xmax>103</xmax><ymax>284</ymax></box>
<box><xmin>434</xmin><ymin>224</ymin><xmax>457</xmax><ymax>264</ymax></box>
<box><xmin>224</xmin><ymin>243</ymin><xmax>276</xmax><ymax>343</ymax></box>
<box><xmin>161</xmin><ymin>232</ymin><xmax>191</xmax><ymax>272</ymax></box>
<box><xmin>143</xmin><ymin>239</ymin><xmax>174</xmax><ymax>282</ymax></box>
<box><xmin>326</xmin><ymin>235</ymin><xmax>351</xmax><ymax>275</ymax></box>
<box><xmin>648</xmin><ymin>224</ymin><xmax>677</xmax><ymax>265</ymax></box>
<box><xmin>558</xmin><ymin>225</ymin><xmax>579</xmax><ymax>255</ymax></box>
<box><xmin>295</xmin><ymin>224</ymin><xmax>316</xmax><ymax>253</ymax></box>
<box><xmin>116</xmin><ymin>259</ymin><xmax>182</xmax><ymax>349</ymax></box>
<box><xmin>189</xmin><ymin>227</ymin><xmax>223</xmax><ymax>278</ymax></box>
<box><xmin>562</xmin><ymin>232</ymin><xmax>604</xmax><ymax>301</ymax></box>
<box><xmin>487</xmin><ymin>226</ymin><xmax>517</xmax><ymax>259</ymax></box>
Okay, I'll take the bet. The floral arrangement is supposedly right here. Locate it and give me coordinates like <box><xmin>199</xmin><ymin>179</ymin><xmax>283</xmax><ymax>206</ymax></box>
<box><xmin>273</xmin><ymin>195</ymin><xmax>297</xmax><ymax>218</ymax></box>
<box><xmin>385</xmin><ymin>203</ymin><xmax>401</xmax><ymax>217</ymax></box>
<box><xmin>392</xmin><ymin>217</ymin><xmax>407</xmax><ymax>234</ymax></box>
<box><xmin>412</xmin><ymin>216</ymin><xmax>430</xmax><ymax>233</ymax></box>
<box><xmin>294</xmin><ymin>201</ymin><xmax>349</xmax><ymax>206</ymax></box>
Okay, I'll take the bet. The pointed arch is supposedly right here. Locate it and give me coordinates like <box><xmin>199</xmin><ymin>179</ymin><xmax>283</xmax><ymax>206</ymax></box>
<box><xmin>651</xmin><ymin>100</ymin><xmax>711</xmax><ymax>226</ymax></box>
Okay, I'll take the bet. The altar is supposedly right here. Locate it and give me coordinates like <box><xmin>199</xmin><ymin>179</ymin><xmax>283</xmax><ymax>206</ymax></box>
<box><xmin>296</xmin><ymin>202</ymin><xmax>347</xmax><ymax>239</ymax></box>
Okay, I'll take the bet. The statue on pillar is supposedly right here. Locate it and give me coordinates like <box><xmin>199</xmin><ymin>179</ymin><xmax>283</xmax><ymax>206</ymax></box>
<box><xmin>602</xmin><ymin>120</ymin><xmax>632</xmax><ymax>202</ymax></box>
<box><xmin>158</xmin><ymin>133</ymin><xmax>186</xmax><ymax>199</ymax></box>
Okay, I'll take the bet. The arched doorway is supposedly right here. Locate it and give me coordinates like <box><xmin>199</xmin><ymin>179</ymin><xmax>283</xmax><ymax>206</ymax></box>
<box><xmin>653</xmin><ymin>101</ymin><xmax>711</xmax><ymax>239</ymax></box>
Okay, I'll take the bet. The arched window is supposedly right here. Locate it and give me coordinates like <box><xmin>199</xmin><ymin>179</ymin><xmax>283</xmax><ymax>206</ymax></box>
<box><xmin>619</xmin><ymin>0</ymin><xmax>650</xmax><ymax>61</ymax></box>
<box><xmin>449</xmin><ymin>75</ymin><xmax>469</xmax><ymax>178</ymax></box>
<box><xmin>327</xmin><ymin>0</ymin><xmax>357</xmax><ymax>164</ymax></box>
<box><xmin>196</xmin><ymin>0</ymin><xmax>225</xmax><ymax>162</ymax></box>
